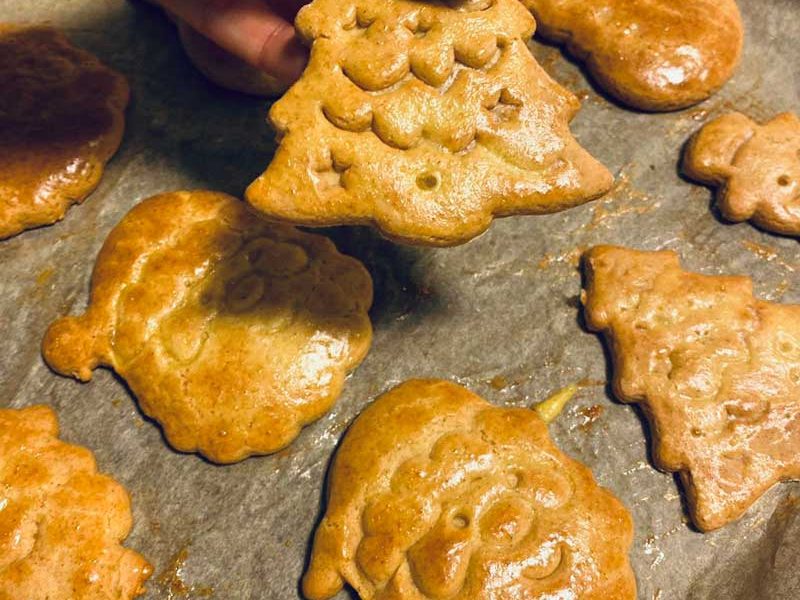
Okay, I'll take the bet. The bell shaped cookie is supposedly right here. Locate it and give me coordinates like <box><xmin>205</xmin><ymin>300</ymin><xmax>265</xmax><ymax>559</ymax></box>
<box><xmin>43</xmin><ymin>191</ymin><xmax>373</xmax><ymax>464</ymax></box>
<box><xmin>0</xmin><ymin>405</ymin><xmax>151</xmax><ymax>599</ymax></box>
<box><xmin>303</xmin><ymin>379</ymin><xmax>636</xmax><ymax>600</ymax></box>
<box><xmin>583</xmin><ymin>246</ymin><xmax>800</xmax><ymax>531</ymax></box>
<box><xmin>521</xmin><ymin>0</ymin><xmax>743</xmax><ymax>111</ymax></box>
<box><xmin>246</xmin><ymin>0</ymin><xmax>613</xmax><ymax>247</ymax></box>
<box><xmin>0</xmin><ymin>25</ymin><xmax>129</xmax><ymax>239</ymax></box>
<box><xmin>684</xmin><ymin>112</ymin><xmax>800</xmax><ymax>236</ymax></box>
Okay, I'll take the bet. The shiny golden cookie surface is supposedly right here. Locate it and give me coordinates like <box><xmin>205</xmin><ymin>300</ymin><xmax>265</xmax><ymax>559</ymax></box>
<box><xmin>303</xmin><ymin>379</ymin><xmax>636</xmax><ymax>600</ymax></box>
<box><xmin>684</xmin><ymin>111</ymin><xmax>800</xmax><ymax>236</ymax></box>
<box><xmin>0</xmin><ymin>25</ymin><xmax>129</xmax><ymax>239</ymax></box>
<box><xmin>246</xmin><ymin>0</ymin><xmax>612</xmax><ymax>246</ymax></box>
<box><xmin>0</xmin><ymin>405</ymin><xmax>151</xmax><ymax>599</ymax></box>
<box><xmin>42</xmin><ymin>190</ymin><xmax>373</xmax><ymax>464</ymax></box>
<box><xmin>583</xmin><ymin>246</ymin><xmax>800</xmax><ymax>531</ymax></box>
<box><xmin>522</xmin><ymin>0</ymin><xmax>743</xmax><ymax>111</ymax></box>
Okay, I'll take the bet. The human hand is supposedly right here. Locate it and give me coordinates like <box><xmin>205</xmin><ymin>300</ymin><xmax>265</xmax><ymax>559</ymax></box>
<box><xmin>156</xmin><ymin>0</ymin><xmax>309</xmax><ymax>85</ymax></box>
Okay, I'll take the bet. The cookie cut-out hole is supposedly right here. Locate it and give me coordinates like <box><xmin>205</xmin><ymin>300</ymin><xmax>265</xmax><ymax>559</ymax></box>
<box><xmin>451</xmin><ymin>513</ymin><xmax>470</xmax><ymax>529</ymax></box>
<box><xmin>416</xmin><ymin>171</ymin><xmax>441</xmax><ymax>191</ymax></box>
<box><xmin>506</xmin><ymin>472</ymin><xmax>521</xmax><ymax>488</ymax></box>
<box><xmin>778</xmin><ymin>175</ymin><xmax>791</xmax><ymax>187</ymax></box>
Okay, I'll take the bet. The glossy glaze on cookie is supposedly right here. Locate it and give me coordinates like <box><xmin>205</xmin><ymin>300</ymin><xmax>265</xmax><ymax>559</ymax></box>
<box><xmin>684</xmin><ymin>112</ymin><xmax>800</xmax><ymax>236</ymax></box>
<box><xmin>522</xmin><ymin>0</ymin><xmax>743</xmax><ymax>111</ymax></box>
<box><xmin>0</xmin><ymin>406</ymin><xmax>151</xmax><ymax>598</ymax></box>
<box><xmin>583</xmin><ymin>246</ymin><xmax>800</xmax><ymax>531</ymax></box>
<box><xmin>246</xmin><ymin>0</ymin><xmax>612</xmax><ymax>247</ymax></box>
<box><xmin>42</xmin><ymin>191</ymin><xmax>373</xmax><ymax>464</ymax></box>
<box><xmin>303</xmin><ymin>379</ymin><xmax>636</xmax><ymax>599</ymax></box>
<box><xmin>0</xmin><ymin>25</ymin><xmax>129</xmax><ymax>239</ymax></box>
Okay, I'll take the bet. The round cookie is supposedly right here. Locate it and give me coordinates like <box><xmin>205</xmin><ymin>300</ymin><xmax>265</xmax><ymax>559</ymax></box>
<box><xmin>43</xmin><ymin>190</ymin><xmax>373</xmax><ymax>464</ymax></box>
<box><xmin>0</xmin><ymin>405</ymin><xmax>152</xmax><ymax>599</ymax></box>
<box><xmin>177</xmin><ymin>20</ymin><xmax>288</xmax><ymax>97</ymax></box>
<box><xmin>304</xmin><ymin>379</ymin><xmax>636</xmax><ymax>600</ymax></box>
<box><xmin>0</xmin><ymin>25</ymin><xmax>129</xmax><ymax>239</ymax></box>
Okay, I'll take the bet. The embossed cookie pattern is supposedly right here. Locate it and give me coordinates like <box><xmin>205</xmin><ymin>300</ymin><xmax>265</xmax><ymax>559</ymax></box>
<box><xmin>246</xmin><ymin>0</ymin><xmax>613</xmax><ymax>246</ymax></box>
<box><xmin>0</xmin><ymin>25</ymin><xmax>129</xmax><ymax>239</ymax></box>
<box><xmin>0</xmin><ymin>405</ymin><xmax>152</xmax><ymax>599</ymax></box>
<box><xmin>42</xmin><ymin>191</ymin><xmax>373</xmax><ymax>464</ymax></box>
<box><xmin>521</xmin><ymin>0</ymin><xmax>743</xmax><ymax>111</ymax></box>
<box><xmin>684</xmin><ymin>112</ymin><xmax>800</xmax><ymax>236</ymax></box>
<box><xmin>303</xmin><ymin>379</ymin><xmax>636</xmax><ymax>599</ymax></box>
<box><xmin>583</xmin><ymin>246</ymin><xmax>800</xmax><ymax>531</ymax></box>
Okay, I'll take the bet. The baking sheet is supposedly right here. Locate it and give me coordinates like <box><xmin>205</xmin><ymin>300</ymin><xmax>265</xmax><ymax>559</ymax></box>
<box><xmin>1</xmin><ymin>0</ymin><xmax>799</xmax><ymax>598</ymax></box>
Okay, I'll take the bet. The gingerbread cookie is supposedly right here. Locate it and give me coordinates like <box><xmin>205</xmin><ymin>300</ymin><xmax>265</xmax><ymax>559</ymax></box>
<box><xmin>683</xmin><ymin>112</ymin><xmax>800</xmax><ymax>236</ymax></box>
<box><xmin>177</xmin><ymin>20</ymin><xmax>288</xmax><ymax>97</ymax></box>
<box><xmin>582</xmin><ymin>246</ymin><xmax>800</xmax><ymax>531</ymax></box>
<box><xmin>521</xmin><ymin>0</ymin><xmax>743</xmax><ymax>111</ymax></box>
<box><xmin>303</xmin><ymin>379</ymin><xmax>636</xmax><ymax>600</ymax></box>
<box><xmin>0</xmin><ymin>405</ymin><xmax>151</xmax><ymax>599</ymax></box>
<box><xmin>0</xmin><ymin>25</ymin><xmax>129</xmax><ymax>239</ymax></box>
<box><xmin>43</xmin><ymin>191</ymin><xmax>373</xmax><ymax>464</ymax></box>
<box><xmin>246</xmin><ymin>0</ymin><xmax>613</xmax><ymax>247</ymax></box>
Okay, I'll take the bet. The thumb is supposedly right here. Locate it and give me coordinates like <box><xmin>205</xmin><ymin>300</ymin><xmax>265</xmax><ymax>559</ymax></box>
<box><xmin>157</xmin><ymin>0</ymin><xmax>308</xmax><ymax>83</ymax></box>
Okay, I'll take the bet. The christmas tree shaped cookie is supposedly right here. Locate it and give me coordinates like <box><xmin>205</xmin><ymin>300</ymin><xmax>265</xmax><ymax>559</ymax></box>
<box><xmin>246</xmin><ymin>0</ymin><xmax>612</xmax><ymax>246</ymax></box>
<box><xmin>0</xmin><ymin>406</ymin><xmax>151</xmax><ymax>598</ymax></box>
<box><xmin>583</xmin><ymin>246</ymin><xmax>800</xmax><ymax>531</ymax></box>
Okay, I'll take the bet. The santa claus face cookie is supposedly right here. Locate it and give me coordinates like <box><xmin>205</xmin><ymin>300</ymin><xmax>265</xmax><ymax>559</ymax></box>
<box><xmin>43</xmin><ymin>191</ymin><xmax>373</xmax><ymax>464</ymax></box>
<box><xmin>303</xmin><ymin>379</ymin><xmax>636</xmax><ymax>600</ymax></box>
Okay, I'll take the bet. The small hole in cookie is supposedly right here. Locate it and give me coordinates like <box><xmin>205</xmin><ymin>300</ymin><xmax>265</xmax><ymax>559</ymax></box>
<box><xmin>506</xmin><ymin>472</ymin><xmax>521</xmax><ymax>488</ymax></box>
<box><xmin>452</xmin><ymin>513</ymin><xmax>470</xmax><ymax>529</ymax></box>
<box><xmin>778</xmin><ymin>175</ymin><xmax>791</xmax><ymax>187</ymax></box>
<box><xmin>416</xmin><ymin>171</ymin><xmax>441</xmax><ymax>191</ymax></box>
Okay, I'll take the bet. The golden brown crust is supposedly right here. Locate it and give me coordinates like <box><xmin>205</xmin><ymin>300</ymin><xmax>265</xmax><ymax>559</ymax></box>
<box><xmin>245</xmin><ymin>0</ymin><xmax>613</xmax><ymax>247</ymax></box>
<box><xmin>683</xmin><ymin>111</ymin><xmax>800</xmax><ymax>236</ymax></box>
<box><xmin>0</xmin><ymin>25</ymin><xmax>129</xmax><ymax>239</ymax></box>
<box><xmin>582</xmin><ymin>246</ymin><xmax>800</xmax><ymax>531</ymax></box>
<box><xmin>176</xmin><ymin>20</ymin><xmax>288</xmax><ymax>97</ymax></box>
<box><xmin>42</xmin><ymin>190</ymin><xmax>373</xmax><ymax>464</ymax></box>
<box><xmin>303</xmin><ymin>379</ymin><xmax>636</xmax><ymax>600</ymax></box>
<box><xmin>522</xmin><ymin>0</ymin><xmax>743</xmax><ymax>112</ymax></box>
<box><xmin>0</xmin><ymin>405</ymin><xmax>152</xmax><ymax>599</ymax></box>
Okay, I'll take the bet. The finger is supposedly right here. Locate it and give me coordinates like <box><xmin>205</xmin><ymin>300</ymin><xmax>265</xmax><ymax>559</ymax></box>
<box><xmin>158</xmin><ymin>0</ymin><xmax>308</xmax><ymax>83</ymax></box>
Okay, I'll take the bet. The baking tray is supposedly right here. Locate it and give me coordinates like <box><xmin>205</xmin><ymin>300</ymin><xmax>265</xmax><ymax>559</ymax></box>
<box><xmin>1</xmin><ymin>0</ymin><xmax>799</xmax><ymax>598</ymax></box>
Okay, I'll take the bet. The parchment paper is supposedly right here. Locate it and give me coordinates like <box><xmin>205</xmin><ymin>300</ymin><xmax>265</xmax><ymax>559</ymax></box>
<box><xmin>1</xmin><ymin>0</ymin><xmax>799</xmax><ymax>598</ymax></box>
